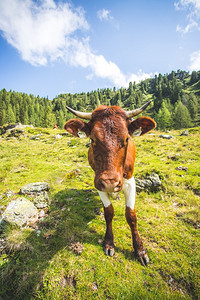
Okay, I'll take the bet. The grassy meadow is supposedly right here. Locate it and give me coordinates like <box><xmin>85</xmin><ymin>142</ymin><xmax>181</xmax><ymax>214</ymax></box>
<box><xmin>0</xmin><ymin>126</ymin><xmax>199</xmax><ymax>299</ymax></box>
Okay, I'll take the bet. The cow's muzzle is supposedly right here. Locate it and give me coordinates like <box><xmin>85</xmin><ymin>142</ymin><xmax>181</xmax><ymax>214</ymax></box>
<box><xmin>95</xmin><ymin>175</ymin><xmax>122</xmax><ymax>193</ymax></box>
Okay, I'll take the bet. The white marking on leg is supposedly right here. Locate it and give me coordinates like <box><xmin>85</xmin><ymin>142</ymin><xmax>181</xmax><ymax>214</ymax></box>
<box><xmin>98</xmin><ymin>190</ymin><xmax>111</xmax><ymax>208</ymax></box>
<box><xmin>122</xmin><ymin>177</ymin><xmax>136</xmax><ymax>210</ymax></box>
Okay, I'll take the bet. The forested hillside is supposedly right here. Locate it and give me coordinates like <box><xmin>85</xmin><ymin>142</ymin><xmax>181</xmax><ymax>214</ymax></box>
<box><xmin>0</xmin><ymin>70</ymin><xmax>200</xmax><ymax>130</ymax></box>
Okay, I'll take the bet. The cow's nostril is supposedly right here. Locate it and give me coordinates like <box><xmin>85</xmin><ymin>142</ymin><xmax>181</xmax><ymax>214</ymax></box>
<box><xmin>114</xmin><ymin>181</ymin><xmax>121</xmax><ymax>187</ymax></box>
<box><xmin>113</xmin><ymin>182</ymin><xmax>121</xmax><ymax>192</ymax></box>
<box><xmin>99</xmin><ymin>180</ymin><xmax>106</xmax><ymax>191</ymax></box>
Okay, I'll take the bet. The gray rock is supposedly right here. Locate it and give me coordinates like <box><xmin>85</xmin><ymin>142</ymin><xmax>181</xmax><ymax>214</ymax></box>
<box><xmin>30</xmin><ymin>134</ymin><xmax>42</xmax><ymax>140</ymax></box>
<box><xmin>7</xmin><ymin>129</ymin><xmax>25</xmax><ymax>138</ymax></box>
<box><xmin>180</xmin><ymin>130</ymin><xmax>189</xmax><ymax>136</ymax></box>
<box><xmin>135</xmin><ymin>173</ymin><xmax>161</xmax><ymax>193</ymax></box>
<box><xmin>4</xmin><ymin>190</ymin><xmax>15</xmax><ymax>198</ymax></box>
<box><xmin>0</xmin><ymin>190</ymin><xmax>15</xmax><ymax>206</ymax></box>
<box><xmin>20</xmin><ymin>182</ymin><xmax>50</xmax><ymax>195</ymax></box>
<box><xmin>168</xmin><ymin>154</ymin><xmax>181</xmax><ymax>161</ymax></box>
<box><xmin>175</xmin><ymin>166</ymin><xmax>188</xmax><ymax>171</ymax></box>
<box><xmin>159</xmin><ymin>134</ymin><xmax>174</xmax><ymax>139</ymax></box>
<box><xmin>147</xmin><ymin>173</ymin><xmax>162</xmax><ymax>189</ymax></box>
<box><xmin>6</xmin><ymin>137</ymin><xmax>17</xmax><ymax>140</ymax></box>
<box><xmin>38</xmin><ymin>210</ymin><xmax>46</xmax><ymax>218</ymax></box>
<box><xmin>5</xmin><ymin>123</ymin><xmax>33</xmax><ymax>132</ymax></box>
<box><xmin>2</xmin><ymin>198</ymin><xmax>38</xmax><ymax>227</ymax></box>
<box><xmin>78</xmin><ymin>132</ymin><xmax>86</xmax><ymax>138</ymax></box>
<box><xmin>34</xmin><ymin>191</ymin><xmax>49</xmax><ymax>208</ymax></box>
<box><xmin>55</xmin><ymin>134</ymin><xmax>63</xmax><ymax>139</ymax></box>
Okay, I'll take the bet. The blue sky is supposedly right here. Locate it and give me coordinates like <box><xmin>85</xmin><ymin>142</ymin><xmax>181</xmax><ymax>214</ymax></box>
<box><xmin>0</xmin><ymin>0</ymin><xmax>200</xmax><ymax>99</ymax></box>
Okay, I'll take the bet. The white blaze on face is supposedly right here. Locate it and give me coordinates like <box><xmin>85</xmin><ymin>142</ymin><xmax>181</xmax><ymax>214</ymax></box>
<box><xmin>98</xmin><ymin>176</ymin><xmax>136</xmax><ymax>209</ymax></box>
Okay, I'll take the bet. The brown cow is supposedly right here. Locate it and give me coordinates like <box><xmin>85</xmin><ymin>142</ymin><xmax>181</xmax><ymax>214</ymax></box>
<box><xmin>64</xmin><ymin>101</ymin><xmax>156</xmax><ymax>265</ymax></box>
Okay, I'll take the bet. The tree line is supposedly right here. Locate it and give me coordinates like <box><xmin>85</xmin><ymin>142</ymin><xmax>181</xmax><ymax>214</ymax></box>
<box><xmin>0</xmin><ymin>70</ymin><xmax>200</xmax><ymax>130</ymax></box>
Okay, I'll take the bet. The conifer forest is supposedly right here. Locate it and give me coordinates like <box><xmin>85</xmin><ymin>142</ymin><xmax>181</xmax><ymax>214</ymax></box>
<box><xmin>0</xmin><ymin>70</ymin><xmax>200</xmax><ymax>130</ymax></box>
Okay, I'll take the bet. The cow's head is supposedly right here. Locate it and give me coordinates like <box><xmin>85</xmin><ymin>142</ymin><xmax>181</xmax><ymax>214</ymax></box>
<box><xmin>64</xmin><ymin>102</ymin><xmax>156</xmax><ymax>193</ymax></box>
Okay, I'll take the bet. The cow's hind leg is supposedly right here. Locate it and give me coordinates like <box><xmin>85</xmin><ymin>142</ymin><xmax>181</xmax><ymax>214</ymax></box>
<box><xmin>123</xmin><ymin>177</ymin><xmax>149</xmax><ymax>266</ymax></box>
<box><xmin>98</xmin><ymin>191</ymin><xmax>115</xmax><ymax>256</ymax></box>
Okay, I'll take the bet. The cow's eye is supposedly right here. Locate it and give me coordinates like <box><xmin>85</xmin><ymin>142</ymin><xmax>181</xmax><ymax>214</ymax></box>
<box><xmin>126</xmin><ymin>137</ymin><xmax>129</xmax><ymax>143</ymax></box>
<box><xmin>90</xmin><ymin>138</ymin><xmax>94</xmax><ymax>144</ymax></box>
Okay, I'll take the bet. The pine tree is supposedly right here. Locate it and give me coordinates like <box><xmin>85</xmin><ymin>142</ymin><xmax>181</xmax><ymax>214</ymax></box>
<box><xmin>44</xmin><ymin>106</ymin><xmax>56</xmax><ymax>128</ymax></box>
<box><xmin>173</xmin><ymin>101</ymin><xmax>192</xmax><ymax>129</ymax></box>
<box><xmin>116</xmin><ymin>92</ymin><xmax>122</xmax><ymax>107</ymax></box>
<box><xmin>28</xmin><ymin>104</ymin><xmax>35</xmax><ymax>125</ymax></box>
<box><xmin>128</xmin><ymin>82</ymin><xmax>133</xmax><ymax>95</ymax></box>
<box><xmin>187</xmin><ymin>93</ymin><xmax>199</xmax><ymax>125</ymax></box>
<box><xmin>190</xmin><ymin>71</ymin><xmax>198</xmax><ymax>84</ymax></box>
<box><xmin>0</xmin><ymin>99</ymin><xmax>6</xmax><ymax>126</ymax></box>
<box><xmin>5</xmin><ymin>104</ymin><xmax>16</xmax><ymax>124</ymax></box>
<box><xmin>56</xmin><ymin>110</ymin><xmax>65</xmax><ymax>129</ymax></box>
<box><xmin>95</xmin><ymin>91</ymin><xmax>100</xmax><ymax>107</ymax></box>
<box><xmin>0</xmin><ymin>92</ymin><xmax>5</xmax><ymax>126</ymax></box>
<box><xmin>157</xmin><ymin>101</ymin><xmax>172</xmax><ymax>130</ymax></box>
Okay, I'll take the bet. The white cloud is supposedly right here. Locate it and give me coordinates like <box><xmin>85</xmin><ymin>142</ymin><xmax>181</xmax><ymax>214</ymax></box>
<box><xmin>188</xmin><ymin>50</ymin><xmax>200</xmax><ymax>70</ymax></box>
<box><xmin>97</xmin><ymin>8</ymin><xmax>119</xmax><ymax>29</ymax></box>
<box><xmin>128</xmin><ymin>70</ymin><xmax>154</xmax><ymax>84</ymax></box>
<box><xmin>176</xmin><ymin>20</ymin><xmax>198</xmax><ymax>33</ymax></box>
<box><xmin>0</xmin><ymin>0</ymin><xmax>89</xmax><ymax>66</ymax></box>
<box><xmin>69</xmin><ymin>38</ymin><xmax>152</xmax><ymax>86</ymax></box>
<box><xmin>97</xmin><ymin>9</ymin><xmax>113</xmax><ymax>22</ymax></box>
<box><xmin>0</xmin><ymin>0</ymin><xmax>152</xmax><ymax>88</ymax></box>
<box><xmin>175</xmin><ymin>0</ymin><xmax>200</xmax><ymax>34</ymax></box>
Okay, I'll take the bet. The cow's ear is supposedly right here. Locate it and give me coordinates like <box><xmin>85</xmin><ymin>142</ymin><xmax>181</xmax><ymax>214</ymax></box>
<box><xmin>128</xmin><ymin>116</ymin><xmax>156</xmax><ymax>136</ymax></box>
<box><xmin>64</xmin><ymin>119</ymin><xmax>90</xmax><ymax>137</ymax></box>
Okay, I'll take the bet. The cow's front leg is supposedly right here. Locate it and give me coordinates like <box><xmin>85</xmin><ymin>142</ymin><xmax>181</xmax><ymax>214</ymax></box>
<box><xmin>98</xmin><ymin>191</ymin><xmax>115</xmax><ymax>257</ymax></box>
<box><xmin>123</xmin><ymin>177</ymin><xmax>149</xmax><ymax>266</ymax></box>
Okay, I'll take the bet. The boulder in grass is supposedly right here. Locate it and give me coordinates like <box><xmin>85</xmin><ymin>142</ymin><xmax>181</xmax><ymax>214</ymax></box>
<box><xmin>20</xmin><ymin>182</ymin><xmax>50</xmax><ymax>195</ymax></box>
<box><xmin>135</xmin><ymin>173</ymin><xmax>162</xmax><ymax>193</ymax></box>
<box><xmin>2</xmin><ymin>198</ymin><xmax>38</xmax><ymax>227</ymax></box>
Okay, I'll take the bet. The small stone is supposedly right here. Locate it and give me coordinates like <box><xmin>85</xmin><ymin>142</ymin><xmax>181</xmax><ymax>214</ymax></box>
<box><xmin>68</xmin><ymin>242</ymin><xmax>84</xmax><ymax>255</ymax></box>
<box><xmin>159</xmin><ymin>134</ymin><xmax>174</xmax><ymax>139</ymax></box>
<box><xmin>180</xmin><ymin>130</ymin><xmax>189</xmax><ymax>136</ymax></box>
<box><xmin>37</xmin><ymin>230</ymin><xmax>41</xmax><ymax>236</ymax></box>
<box><xmin>91</xmin><ymin>282</ymin><xmax>98</xmax><ymax>291</ymax></box>
<box><xmin>6</xmin><ymin>137</ymin><xmax>17</xmax><ymax>140</ymax></box>
<box><xmin>38</xmin><ymin>210</ymin><xmax>45</xmax><ymax>218</ymax></box>
<box><xmin>4</xmin><ymin>190</ymin><xmax>15</xmax><ymax>198</ymax></box>
<box><xmin>175</xmin><ymin>166</ymin><xmax>188</xmax><ymax>171</ymax></box>
<box><xmin>94</xmin><ymin>208</ymin><xmax>100</xmax><ymax>215</ymax></box>
<box><xmin>55</xmin><ymin>134</ymin><xmax>63</xmax><ymax>139</ymax></box>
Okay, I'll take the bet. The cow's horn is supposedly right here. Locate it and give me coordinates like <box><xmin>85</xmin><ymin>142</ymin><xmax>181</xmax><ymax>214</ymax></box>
<box><xmin>66</xmin><ymin>106</ymin><xmax>92</xmax><ymax>120</ymax></box>
<box><xmin>125</xmin><ymin>100</ymin><xmax>152</xmax><ymax>118</ymax></box>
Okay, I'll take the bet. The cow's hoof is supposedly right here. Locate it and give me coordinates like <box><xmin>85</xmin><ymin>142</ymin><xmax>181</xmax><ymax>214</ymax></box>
<box><xmin>137</xmin><ymin>251</ymin><xmax>149</xmax><ymax>266</ymax></box>
<box><xmin>104</xmin><ymin>246</ymin><xmax>115</xmax><ymax>257</ymax></box>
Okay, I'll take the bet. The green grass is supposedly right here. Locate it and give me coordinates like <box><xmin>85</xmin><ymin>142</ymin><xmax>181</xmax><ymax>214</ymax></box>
<box><xmin>0</xmin><ymin>127</ymin><xmax>199</xmax><ymax>299</ymax></box>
